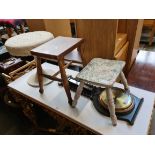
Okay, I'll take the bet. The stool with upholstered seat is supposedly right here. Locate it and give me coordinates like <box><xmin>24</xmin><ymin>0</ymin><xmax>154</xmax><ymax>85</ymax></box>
<box><xmin>4</xmin><ymin>31</ymin><xmax>54</xmax><ymax>82</ymax></box>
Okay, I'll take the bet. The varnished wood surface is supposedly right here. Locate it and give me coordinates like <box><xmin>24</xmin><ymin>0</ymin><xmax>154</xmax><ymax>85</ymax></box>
<box><xmin>143</xmin><ymin>20</ymin><xmax>155</xmax><ymax>27</ymax></box>
<box><xmin>26</xmin><ymin>19</ymin><xmax>45</xmax><ymax>31</ymax></box>
<box><xmin>44</xmin><ymin>19</ymin><xmax>72</xmax><ymax>37</ymax></box>
<box><xmin>128</xmin><ymin>20</ymin><xmax>144</xmax><ymax>69</ymax></box>
<box><xmin>75</xmin><ymin>19</ymin><xmax>118</xmax><ymax>65</ymax></box>
<box><xmin>118</xmin><ymin>20</ymin><xmax>144</xmax><ymax>74</ymax></box>
<box><xmin>128</xmin><ymin>50</ymin><xmax>155</xmax><ymax>92</ymax></box>
<box><xmin>115</xmin><ymin>33</ymin><xmax>127</xmax><ymax>55</ymax></box>
<box><xmin>31</xmin><ymin>36</ymin><xmax>84</xmax><ymax>105</ymax></box>
<box><xmin>31</xmin><ymin>36</ymin><xmax>84</xmax><ymax>58</ymax></box>
<box><xmin>115</xmin><ymin>41</ymin><xmax>129</xmax><ymax>61</ymax></box>
<box><xmin>75</xmin><ymin>19</ymin><xmax>143</xmax><ymax>74</ymax></box>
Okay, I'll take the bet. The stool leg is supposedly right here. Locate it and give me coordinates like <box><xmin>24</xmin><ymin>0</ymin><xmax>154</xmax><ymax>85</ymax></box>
<box><xmin>58</xmin><ymin>59</ymin><xmax>73</xmax><ymax>105</ymax></box>
<box><xmin>120</xmin><ymin>72</ymin><xmax>130</xmax><ymax>92</ymax></box>
<box><xmin>72</xmin><ymin>81</ymin><xmax>85</xmax><ymax>107</ymax></box>
<box><xmin>78</xmin><ymin>44</ymin><xmax>86</xmax><ymax>67</ymax></box>
<box><xmin>106</xmin><ymin>87</ymin><xmax>117</xmax><ymax>126</ymax></box>
<box><xmin>36</xmin><ymin>57</ymin><xmax>44</xmax><ymax>93</ymax></box>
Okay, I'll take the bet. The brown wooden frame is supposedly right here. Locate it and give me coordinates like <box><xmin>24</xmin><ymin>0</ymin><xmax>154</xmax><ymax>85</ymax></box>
<box><xmin>31</xmin><ymin>36</ymin><xmax>84</xmax><ymax>105</ymax></box>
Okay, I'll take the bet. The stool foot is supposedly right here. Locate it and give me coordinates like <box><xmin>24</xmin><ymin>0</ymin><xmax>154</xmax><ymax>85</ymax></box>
<box><xmin>39</xmin><ymin>89</ymin><xmax>44</xmax><ymax>94</ymax></box>
<box><xmin>68</xmin><ymin>100</ymin><xmax>74</xmax><ymax>106</ymax></box>
<box><xmin>111</xmin><ymin>116</ymin><xmax>117</xmax><ymax>126</ymax></box>
<box><xmin>58</xmin><ymin>59</ymin><xmax>73</xmax><ymax>106</ymax></box>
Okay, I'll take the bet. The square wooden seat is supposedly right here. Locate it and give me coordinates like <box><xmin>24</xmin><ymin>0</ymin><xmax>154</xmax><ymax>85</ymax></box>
<box><xmin>31</xmin><ymin>36</ymin><xmax>84</xmax><ymax>105</ymax></box>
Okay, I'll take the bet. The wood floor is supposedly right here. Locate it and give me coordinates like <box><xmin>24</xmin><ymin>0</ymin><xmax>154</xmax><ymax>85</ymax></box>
<box><xmin>128</xmin><ymin>50</ymin><xmax>155</xmax><ymax>92</ymax></box>
<box><xmin>128</xmin><ymin>50</ymin><xmax>155</xmax><ymax>135</ymax></box>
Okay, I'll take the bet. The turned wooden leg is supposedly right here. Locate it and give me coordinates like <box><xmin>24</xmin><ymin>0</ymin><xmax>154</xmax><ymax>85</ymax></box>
<box><xmin>72</xmin><ymin>81</ymin><xmax>85</xmax><ymax>107</ymax></box>
<box><xmin>106</xmin><ymin>87</ymin><xmax>117</xmax><ymax>126</ymax></box>
<box><xmin>58</xmin><ymin>58</ymin><xmax>73</xmax><ymax>105</ymax></box>
<box><xmin>120</xmin><ymin>71</ymin><xmax>130</xmax><ymax>92</ymax></box>
<box><xmin>36</xmin><ymin>57</ymin><xmax>44</xmax><ymax>93</ymax></box>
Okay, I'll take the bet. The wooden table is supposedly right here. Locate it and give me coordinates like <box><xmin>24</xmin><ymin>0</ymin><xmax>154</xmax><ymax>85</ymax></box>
<box><xmin>8</xmin><ymin>63</ymin><xmax>155</xmax><ymax>134</ymax></box>
<box><xmin>31</xmin><ymin>36</ymin><xmax>84</xmax><ymax>105</ymax></box>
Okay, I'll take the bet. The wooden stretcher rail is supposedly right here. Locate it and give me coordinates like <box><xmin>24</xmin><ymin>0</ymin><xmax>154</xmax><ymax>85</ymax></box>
<box><xmin>9</xmin><ymin>60</ymin><xmax>35</xmax><ymax>77</ymax></box>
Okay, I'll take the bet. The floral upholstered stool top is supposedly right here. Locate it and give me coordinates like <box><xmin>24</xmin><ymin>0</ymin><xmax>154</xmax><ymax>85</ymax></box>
<box><xmin>72</xmin><ymin>58</ymin><xmax>130</xmax><ymax>126</ymax></box>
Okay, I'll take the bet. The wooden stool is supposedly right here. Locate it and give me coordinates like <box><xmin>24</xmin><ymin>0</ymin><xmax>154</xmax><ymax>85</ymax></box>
<box><xmin>73</xmin><ymin>58</ymin><xmax>129</xmax><ymax>126</ymax></box>
<box><xmin>31</xmin><ymin>36</ymin><xmax>84</xmax><ymax>105</ymax></box>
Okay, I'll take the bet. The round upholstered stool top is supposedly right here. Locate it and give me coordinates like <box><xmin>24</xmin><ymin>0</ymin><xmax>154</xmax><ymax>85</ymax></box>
<box><xmin>5</xmin><ymin>31</ymin><xmax>54</xmax><ymax>56</ymax></box>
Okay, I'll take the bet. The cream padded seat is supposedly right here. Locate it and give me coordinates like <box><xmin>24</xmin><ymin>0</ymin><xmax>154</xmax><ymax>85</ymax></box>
<box><xmin>5</xmin><ymin>31</ymin><xmax>54</xmax><ymax>56</ymax></box>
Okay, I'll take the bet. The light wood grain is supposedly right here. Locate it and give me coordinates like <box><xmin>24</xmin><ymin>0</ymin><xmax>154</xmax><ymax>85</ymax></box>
<box><xmin>31</xmin><ymin>36</ymin><xmax>83</xmax><ymax>58</ymax></box>
<box><xmin>26</xmin><ymin>19</ymin><xmax>45</xmax><ymax>31</ymax></box>
<box><xmin>117</xmin><ymin>19</ymin><xmax>144</xmax><ymax>74</ymax></box>
<box><xmin>115</xmin><ymin>42</ymin><xmax>129</xmax><ymax>61</ymax></box>
<box><xmin>44</xmin><ymin>19</ymin><xmax>72</xmax><ymax>37</ymax></box>
<box><xmin>115</xmin><ymin>33</ymin><xmax>127</xmax><ymax>55</ymax></box>
<box><xmin>75</xmin><ymin>19</ymin><xmax>118</xmax><ymax>65</ymax></box>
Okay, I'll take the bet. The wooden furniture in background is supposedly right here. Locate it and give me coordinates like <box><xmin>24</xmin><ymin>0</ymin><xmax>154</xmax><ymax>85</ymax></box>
<box><xmin>115</xmin><ymin>41</ymin><xmax>129</xmax><ymax>61</ymax></box>
<box><xmin>115</xmin><ymin>33</ymin><xmax>127</xmax><ymax>55</ymax></box>
<box><xmin>118</xmin><ymin>19</ymin><xmax>144</xmax><ymax>74</ymax></box>
<box><xmin>44</xmin><ymin>19</ymin><xmax>72</xmax><ymax>37</ymax></box>
<box><xmin>26</xmin><ymin>19</ymin><xmax>45</xmax><ymax>31</ymax></box>
<box><xmin>26</xmin><ymin>19</ymin><xmax>72</xmax><ymax>37</ymax></box>
<box><xmin>143</xmin><ymin>19</ymin><xmax>155</xmax><ymax>46</ymax></box>
<box><xmin>26</xmin><ymin>19</ymin><xmax>143</xmax><ymax>74</ymax></box>
<box><xmin>75</xmin><ymin>19</ymin><xmax>118</xmax><ymax>65</ymax></box>
<box><xmin>75</xmin><ymin>19</ymin><xmax>143</xmax><ymax>74</ymax></box>
<box><xmin>31</xmin><ymin>36</ymin><xmax>84</xmax><ymax>105</ymax></box>
<box><xmin>114</xmin><ymin>33</ymin><xmax>129</xmax><ymax>61</ymax></box>
<box><xmin>26</xmin><ymin>19</ymin><xmax>82</xmax><ymax>66</ymax></box>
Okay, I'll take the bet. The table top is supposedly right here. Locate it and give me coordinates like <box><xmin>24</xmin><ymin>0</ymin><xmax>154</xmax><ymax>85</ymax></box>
<box><xmin>31</xmin><ymin>36</ymin><xmax>84</xmax><ymax>58</ymax></box>
<box><xmin>8</xmin><ymin>62</ymin><xmax>155</xmax><ymax>135</ymax></box>
<box><xmin>76</xmin><ymin>58</ymin><xmax>125</xmax><ymax>86</ymax></box>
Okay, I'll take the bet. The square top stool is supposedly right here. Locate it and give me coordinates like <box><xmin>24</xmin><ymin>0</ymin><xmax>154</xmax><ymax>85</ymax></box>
<box><xmin>73</xmin><ymin>58</ymin><xmax>130</xmax><ymax>126</ymax></box>
<box><xmin>31</xmin><ymin>36</ymin><xmax>84</xmax><ymax>105</ymax></box>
